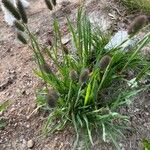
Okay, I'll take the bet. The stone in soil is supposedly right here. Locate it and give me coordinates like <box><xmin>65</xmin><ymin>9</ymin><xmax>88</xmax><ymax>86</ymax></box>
<box><xmin>27</xmin><ymin>139</ymin><xmax>35</xmax><ymax>149</ymax></box>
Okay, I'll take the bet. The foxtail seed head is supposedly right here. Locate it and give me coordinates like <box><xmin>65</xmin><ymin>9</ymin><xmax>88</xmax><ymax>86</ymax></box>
<box><xmin>45</xmin><ymin>38</ymin><xmax>52</xmax><ymax>47</ymax></box>
<box><xmin>14</xmin><ymin>20</ymin><xmax>25</xmax><ymax>31</ymax></box>
<box><xmin>79</xmin><ymin>68</ymin><xmax>89</xmax><ymax>84</ymax></box>
<box><xmin>17</xmin><ymin>0</ymin><xmax>28</xmax><ymax>23</ymax></box>
<box><xmin>69</xmin><ymin>70</ymin><xmax>78</xmax><ymax>81</ymax></box>
<box><xmin>45</xmin><ymin>0</ymin><xmax>53</xmax><ymax>10</ymax></box>
<box><xmin>128</xmin><ymin>15</ymin><xmax>148</xmax><ymax>36</ymax></box>
<box><xmin>46</xmin><ymin>89</ymin><xmax>59</xmax><ymax>107</ymax></box>
<box><xmin>40</xmin><ymin>63</ymin><xmax>52</xmax><ymax>74</ymax></box>
<box><xmin>47</xmin><ymin>38</ymin><xmax>52</xmax><ymax>46</ymax></box>
<box><xmin>17</xmin><ymin>32</ymin><xmax>27</xmax><ymax>44</ymax></box>
<box><xmin>52</xmin><ymin>0</ymin><xmax>57</xmax><ymax>6</ymax></box>
<box><xmin>62</xmin><ymin>44</ymin><xmax>69</xmax><ymax>55</ymax></box>
<box><xmin>99</xmin><ymin>55</ymin><xmax>111</xmax><ymax>70</ymax></box>
<box><xmin>2</xmin><ymin>0</ymin><xmax>21</xmax><ymax>20</ymax></box>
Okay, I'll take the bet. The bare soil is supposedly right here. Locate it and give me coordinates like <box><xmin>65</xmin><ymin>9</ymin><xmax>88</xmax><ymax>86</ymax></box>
<box><xmin>0</xmin><ymin>0</ymin><xmax>150</xmax><ymax>150</ymax></box>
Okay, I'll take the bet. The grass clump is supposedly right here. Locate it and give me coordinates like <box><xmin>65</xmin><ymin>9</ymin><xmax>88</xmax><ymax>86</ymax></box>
<box><xmin>121</xmin><ymin>0</ymin><xmax>150</xmax><ymax>12</ymax></box>
<box><xmin>2</xmin><ymin>0</ymin><xmax>150</xmax><ymax>149</ymax></box>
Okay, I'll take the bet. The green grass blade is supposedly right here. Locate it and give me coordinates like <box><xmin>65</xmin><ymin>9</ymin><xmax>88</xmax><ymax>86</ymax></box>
<box><xmin>76</xmin><ymin>114</ymin><xmax>83</xmax><ymax>127</ymax></box>
<box><xmin>72</xmin><ymin>113</ymin><xmax>79</xmax><ymax>150</ymax></box>
<box><xmin>66</xmin><ymin>17</ymin><xmax>78</xmax><ymax>51</ymax></box>
<box><xmin>136</xmin><ymin>63</ymin><xmax>150</xmax><ymax>81</ymax></box>
<box><xmin>83</xmin><ymin>115</ymin><xmax>94</xmax><ymax>145</ymax></box>
<box><xmin>109</xmin><ymin>133</ymin><xmax>121</xmax><ymax>150</ymax></box>
<box><xmin>102</xmin><ymin>123</ymin><xmax>106</xmax><ymax>142</ymax></box>
<box><xmin>43</xmin><ymin>111</ymin><xmax>55</xmax><ymax>135</ymax></box>
<box><xmin>0</xmin><ymin>100</ymin><xmax>10</xmax><ymax>112</ymax></box>
<box><xmin>84</xmin><ymin>83</ymin><xmax>91</xmax><ymax>106</ymax></box>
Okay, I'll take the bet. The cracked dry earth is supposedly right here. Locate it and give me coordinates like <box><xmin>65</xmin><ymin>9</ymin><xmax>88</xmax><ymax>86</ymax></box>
<box><xmin>0</xmin><ymin>0</ymin><xmax>150</xmax><ymax>150</ymax></box>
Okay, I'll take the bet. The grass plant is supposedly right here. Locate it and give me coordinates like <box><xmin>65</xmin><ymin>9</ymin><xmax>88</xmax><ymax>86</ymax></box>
<box><xmin>2</xmin><ymin>0</ymin><xmax>150</xmax><ymax>149</ymax></box>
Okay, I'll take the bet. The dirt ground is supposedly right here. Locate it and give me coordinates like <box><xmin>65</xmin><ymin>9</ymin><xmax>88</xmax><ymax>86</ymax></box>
<box><xmin>0</xmin><ymin>0</ymin><xmax>150</xmax><ymax>150</ymax></box>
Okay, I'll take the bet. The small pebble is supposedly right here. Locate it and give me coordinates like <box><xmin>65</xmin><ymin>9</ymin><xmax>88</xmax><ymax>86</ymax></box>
<box><xmin>26</xmin><ymin>124</ymin><xmax>30</xmax><ymax>128</ymax></box>
<box><xmin>27</xmin><ymin>139</ymin><xmax>35</xmax><ymax>149</ymax></box>
<box><xmin>10</xmin><ymin>107</ymin><xmax>15</xmax><ymax>112</ymax></box>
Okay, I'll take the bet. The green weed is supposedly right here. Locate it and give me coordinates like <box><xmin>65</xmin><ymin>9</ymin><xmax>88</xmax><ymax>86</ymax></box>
<box><xmin>142</xmin><ymin>139</ymin><xmax>150</xmax><ymax>150</ymax></box>
<box><xmin>2</xmin><ymin>0</ymin><xmax>150</xmax><ymax>149</ymax></box>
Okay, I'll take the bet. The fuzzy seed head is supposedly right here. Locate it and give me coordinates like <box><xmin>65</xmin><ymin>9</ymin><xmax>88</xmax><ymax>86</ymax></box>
<box><xmin>99</xmin><ymin>55</ymin><xmax>111</xmax><ymax>70</ymax></box>
<box><xmin>52</xmin><ymin>0</ymin><xmax>57</xmax><ymax>6</ymax></box>
<box><xmin>69</xmin><ymin>70</ymin><xmax>78</xmax><ymax>81</ymax></box>
<box><xmin>17</xmin><ymin>32</ymin><xmax>27</xmax><ymax>44</ymax></box>
<box><xmin>128</xmin><ymin>15</ymin><xmax>148</xmax><ymax>35</ymax></box>
<box><xmin>45</xmin><ymin>0</ymin><xmax>53</xmax><ymax>10</ymax></box>
<box><xmin>2</xmin><ymin>0</ymin><xmax>21</xmax><ymax>20</ymax></box>
<box><xmin>47</xmin><ymin>38</ymin><xmax>52</xmax><ymax>46</ymax></box>
<box><xmin>17</xmin><ymin>0</ymin><xmax>28</xmax><ymax>23</ymax></box>
<box><xmin>40</xmin><ymin>63</ymin><xmax>52</xmax><ymax>74</ymax></box>
<box><xmin>62</xmin><ymin>45</ymin><xmax>69</xmax><ymax>55</ymax></box>
<box><xmin>79</xmin><ymin>68</ymin><xmax>89</xmax><ymax>84</ymax></box>
<box><xmin>46</xmin><ymin>89</ymin><xmax>59</xmax><ymax>107</ymax></box>
<box><xmin>14</xmin><ymin>20</ymin><xmax>25</xmax><ymax>31</ymax></box>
